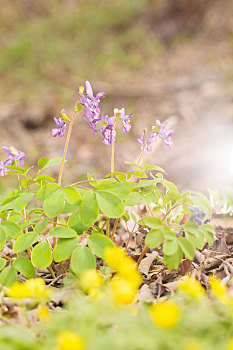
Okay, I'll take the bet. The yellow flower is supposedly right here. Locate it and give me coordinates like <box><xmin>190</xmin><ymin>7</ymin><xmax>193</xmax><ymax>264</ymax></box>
<box><xmin>79</xmin><ymin>85</ymin><xmax>85</xmax><ymax>94</ymax></box>
<box><xmin>209</xmin><ymin>275</ymin><xmax>228</xmax><ymax>304</ymax></box>
<box><xmin>227</xmin><ymin>338</ymin><xmax>233</xmax><ymax>350</ymax></box>
<box><xmin>104</xmin><ymin>246</ymin><xmax>126</xmax><ymax>271</ymax></box>
<box><xmin>6</xmin><ymin>278</ymin><xmax>52</xmax><ymax>300</ymax></box>
<box><xmin>57</xmin><ymin>330</ymin><xmax>84</xmax><ymax>350</ymax></box>
<box><xmin>79</xmin><ymin>269</ymin><xmax>103</xmax><ymax>293</ymax></box>
<box><xmin>185</xmin><ymin>339</ymin><xmax>203</xmax><ymax>350</ymax></box>
<box><xmin>178</xmin><ymin>276</ymin><xmax>205</xmax><ymax>299</ymax></box>
<box><xmin>150</xmin><ymin>301</ymin><xmax>180</xmax><ymax>329</ymax></box>
<box><xmin>111</xmin><ymin>277</ymin><xmax>137</xmax><ymax>305</ymax></box>
<box><xmin>37</xmin><ymin>305</ymin><xmax>50</xmax><ymax>320</ymax></box>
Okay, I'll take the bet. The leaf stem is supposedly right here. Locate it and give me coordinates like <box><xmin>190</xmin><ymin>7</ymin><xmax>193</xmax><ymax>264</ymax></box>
<box><xmin>110</xmin><ymin>218</ymin><xmax>119</xmax><ymax>241</ymax></box>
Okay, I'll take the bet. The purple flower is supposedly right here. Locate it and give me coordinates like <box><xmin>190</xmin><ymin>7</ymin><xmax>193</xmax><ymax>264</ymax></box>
<box><xmin>85</xmin><ymin>81</ymin><xmax>105</xmax><ymax>101</ymax></box>
<box><xmin>99</xmin><ymin>116</ymin><xmax>116</xmax><ymax>146</ymax></box>
<box><xmin>0</xmin><ymin>161</ymin><xmax>7</xmax><ymax>177</ymax></box>
<box><xmin>188</xmin><ymin>206</ymin><xmax>205</xmax><ymax>226</ymax></box>
<box><xmin>155</xmin><ymin>120</ymin><xmax>175</xmax><ymax>149</ymax></box>
<box><xmin>119</xmin><ymin>108</ymin><xmax>133</xmax><ymax>134</ymax></box>
<box><xmin>2</xmin><ymin>146</ymin><xmax>26</xmax><ymax>166</ymax></box>
<box><xmin>80</xmin><ymin>95</ymin><xmax>102</xmax><ymax>135</ymax></box>
<box><xmin>138</xmin><ymin>131</ymin><xmax>157</xmax><ymax>153</ymax></box>
<box><xmin>52</xmin><ymin>117</ymin><xmax>66</xmax><ymax>137</ymax></box>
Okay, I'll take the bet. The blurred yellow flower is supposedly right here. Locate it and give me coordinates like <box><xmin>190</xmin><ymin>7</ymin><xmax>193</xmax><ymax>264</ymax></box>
<box><xmin>150</xmin><ymin>301</ymin><xmax>180</xmax><ymax>329</ymax></box>
<box><xmin>37</xmin><ymin>305</ymin><xmax>50</xmax><ymax>320</ymax></box>
<box><xmin>79</xmin><ymin>269</ymin><xmax>103</xmax><ymax>293</ymax></box>
<box><xmin>6</xmin><ymin>278</ymin><xmax>52</xmax><ymax>300</ymax></box>
<box><xmin>111</xmin><ymin>277</ymin><xmax>137</xmax><ymax>305</ymax></box>
<box><xmin>209</xmin><ymin>275</ymin><xmax>228</xmax><ymax>304</ymax></box>
<box><xmin>178</xmin><ymin>276</ymin><xmax>205</xmax><ymax>299</ymax></box>
<box><xmin>57</xmin><ymin>330</ymin><xmax>84</xmax><ymax>350</ymax></box>
<box><xmin>104</xmin><ymin>246</ymin><xmax>126</xmax><ymax>271</ymax></box>
<box><xmin>185</xmin><ymin>339</ymin><xmax>203</xmax><ymax>350</ymax></box>
<box><xmin>227</xmin><ymin>338</ymin><xmax>233</xmax><ymax>350</ymax></box>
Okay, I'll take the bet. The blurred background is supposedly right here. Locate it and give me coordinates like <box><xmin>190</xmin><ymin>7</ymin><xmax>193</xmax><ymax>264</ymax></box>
<box><xmin>1</xmin><ymin>0</ymin><xmax>233</xmax><ymax>197</ymax></box>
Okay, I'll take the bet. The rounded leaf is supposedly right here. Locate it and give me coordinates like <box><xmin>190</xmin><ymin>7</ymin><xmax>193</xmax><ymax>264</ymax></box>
<box><xmin>13</xmin><ymin>233</ymin><xmax>39</xmax><ymax>253</ymax></box>
<box><xmin>13</xmin><ymin>256</ymin><xmax>35</xmax><ymax>278</ymax></box>
<box><xmin>0</xmin><ymin>258</ymin><xmax>6</xmax><ymax>271</ymax></box>
<box><xmin>70</xmin><ymin>246</ymin><xmax>96</xmax><ymax>276</ymax></box>
<box><xmin>0</xmin><ymin>227</ymin><xmax>6</xmax><ymax>251</ymax></box>
<box><xmin>0</xmin><ymin>266</ymin><xmax>17</xmax><ymax>286</ymax></box>
<box><xmin>36</xmin><ymin>183</ymin><xmax>60</xmax><ymax>201</ymax></box>
<box><xmin>163</xmin><ymin>239</ymin><xmax>178</xmax><ymax>256</ymax></box>
<box><xmin>88</xmin><ymin>234</ymin><xmax>115</xmax><ymax>259</ymax></box>
<box><xmin>43</xmin><ymin>190</ymin><xmax>65</xmax><ymax>218</ymax></box>
<box><xmin>95</xmin><ymin>191</ymin><xmax>125</xmax><ymax>218</ymax></box>
<box><xmin>80</xmin><ymin>191</ymin><xmax>99</xmax><ymax>227</ymax></box>
<box><xmin>178</xmin><ymin>237</ymin><xmax>195</xmax><ymax>260</ymax></box>
<box><xmin>54</xmin><ymin>237</ymin><xmax>79</xmax><ymax>262</ymax></box>
<box><xmin>0</xmin><ymin>221</ymin><xmax>23</xmax><ymax>239</ymax></box>
<box><xmin>31</xmin><ymin>242</ymin><xmax>53</xmax><ymax>268</ymax></box>
<box><xmin>68</xmin><ymin>211</ymin><xmax>90</xmax><ymax>235</ymax></box>
<box><xmin>49</xmin><ymin>226</ymin><xmax>77</xmax><ymax>238</ymax></box>
<box><xmin>62</xmin><ymin>187</ymin><xmax>82</xmax><ymax>205</ymax></box>
<box><xmin>142</xmin><ymin>217</ymin><xmax>163</xmax><ymax>229</ymax></box>
<box><xmin>145</xmin><ymin>229</ymin><xmax>163</xmax><ymax>248</ymax></box>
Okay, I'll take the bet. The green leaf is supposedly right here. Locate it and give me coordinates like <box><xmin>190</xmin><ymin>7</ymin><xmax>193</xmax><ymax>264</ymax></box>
<box><xmin>184</xmin><ymin>221</ymin><xmax>199</xmax><ymax>235</ymax></box>
<box><xmin>199</xmin><ymin>224</ymin><xmax>215</xmax><ymax>246</ymax></box>
<box><xmin>49</xmin><ymin>226</ymin><xmax>77</xmax><ymax>238</ymax></box>
<box><xmin>54</xmin><ymin>237</ymin><xmax>79</xmax><ymax>263</ymax></box>
<box><xmin>143</xmin><ymin>162</ymin><xmax>166</xmax><ymax>174</ymax></box>
<box><xmin>13</xmin><ymin>257</ymin><xmax>35</xmax><ymax>278</ymax></box>
<box><xmin>43</xmin><ymin>191</ymin><xmax>65</xmax><ymax>218</ymax></box>
<box><xmin>125</xmin><ymin>192</ymin><xmax>143</xmax><ymax>206</ymax></box>
<box><xmin>145</xmin><ymin>229</ymin><xmax>163</xmax><ymax>248</ymax></box>
<box><xmin>13</xmin><ymin>233</ymin><xmax>39</xmax><ymax>253</ymax></box>
<box><xmin>0</xmin><ymin>228</ymin><xmax>6</xmax><ymax>251</ymax></box>
<box><xmin>88</xmin><ymin>234</ymin><xmax>115</xmax><ymax>259</ymax></box>
<box><xmin>122</xmin><ymin>212</ymin><xmax>130</xmax><ymax>222</ymax></box>
<box><xmin>62</xmin><ymin>202</ymin><xmax>80</xmax><ymax>214</ymax></box>
<box><xmin>35</xmin><ymin>175</ymin><xmax>56</xmax><ymax>182</ymax></box>
<box><xmin>134</xmin><ymin>179</ymin><xmax>159</xmax><ymax>189</ymax></box>
<box><xmin>0</xmin><ymin>258</ymin><xmax>6</xmax><ymax>271</ymax></box>
<box><xmin>80</xmin><ymin>191</ymin><xmax>99</xmax><ymax>226</ymax></box>
<box><xmin>191</xmin><ymin>197</ymin><xmax>212</xmax><ymax>216</ymax></box>
<box><xmin>1</xmin><ymin>190</ymin><xmax>22</xmax><ymax>205</ymax></box>
<box><xmin>124</xmin><ymin>161</ymin><xmax>143</xmax><ymax>170</ymax></box>
<box><xmin>31</xmin><ymin>242</ymin><xmax>53</xmax><ymax>268</ymax></box>
<box><xmin>163</xmin><ymin>239</ymin><xmax>178</xmax><ymax>256</ymax></box>
<box><xmin>96</xmin><ymin>191</ymin><xmax>125</xmax><ymax>218</ymax></box>
<box><xmin>35</xmin><ymin>218</ymin><xmax>48</xmax><ymax>234</ymax></box>
<box><xmin>0</xmin><ymin>221</ymin><xmax>23</xmax><ymax>239</ymax></box>
<box><xmin>95</xmin><ymin>179</ymin><xmax>132</xmax><ymax>200</ymax></box>
<box><xmin>36</xmin><ymin>183</ymin><xmax>60</xmax><ymax>201</ymax></box>
<box><xmin>162</xmin><ymin>226</ymin><xmax>177</xmax><ymax>239</ymax></box>
<box><xmin>105</xmin><ymin>172</ymin><xmax>126</xmax><ymax>181</ymax></box>
<box><xmin>7</xmin><ymin>166</ymin><xmax>25</xmax><ymax>175</ymax></box>
<box><xmin>42</xmin><ymin>158</ymin><xmax>65</xmax><ymax>170</ymax></box>
<box><xmin>38</xmin><ymin>157</ymin><xmax>49</xmax><ymax>169</ymax></box>
<box><xmin>142</xmin><ymin>217</ymin><xmax>163</xmax><ymax>229</ymax></box>
<box><xmin>0</xmin><ymin>266</ymin><xmax>17</xmax><ymax>286</ymax></box>
<box><xmin>14</xmin><ymin>193</ymin><xmax>34</xmax><ymax>211</ymax></box>
<box><xmin>178</xmin><ymin>237</ymin><xmax>195</xmax><ymax>260</ymax></box>
<box><xmin>163</xmin><ymin>180</ymin><xmax>179</xmax><ymax>193</ymax></box>
<box><xmin>62</xmin><ymin>187</ymin><xmax>82</xmax><ymax>205</ymax></box>
<box><xmin>68</xmin><ymin>210</ymin><xmax>90</xmax><ymax>235</ymax></box>
<box><xmin>163</xmin><ymin>246</ymin><xmax>183</xmax><ymax>270</ymax></box>
<box><xmin>70</xmin><ymin>246</ymin><xmax>96</xmax><ymax>276</ymax></box>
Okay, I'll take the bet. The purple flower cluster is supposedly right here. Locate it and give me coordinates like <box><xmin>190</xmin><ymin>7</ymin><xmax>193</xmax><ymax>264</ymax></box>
<box><xmin>52</xmin><ymin>109</ymin><xmax>67</xmax><ymax>138</ymax></box>
<box><xmin>0</xmin><ymin>146</ymin><xmax>26</xmax><ymax>177</ymax></box>
<box><xmin>79</xmin><ymin>82</ymin><xmax>133</xmax><ymax>146</ymax></box>
<box><xmin>80</xmin><ymin>81</ymin><xmax>105</xmax><ymax>135</ymax></box>
<box><xmin>138</xmin><ymin>120</ymin><xmax>174</xmax><ymax>153</ymax></box>
<box><xmin>99</xmin><ymin>116</ymin><xmax>116</xmax><ymax>146</ymax></box>
<box><xmin>188</xmin><ymin>206</ymin><xmax>205</xmax><ymax>226</ymax></box>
